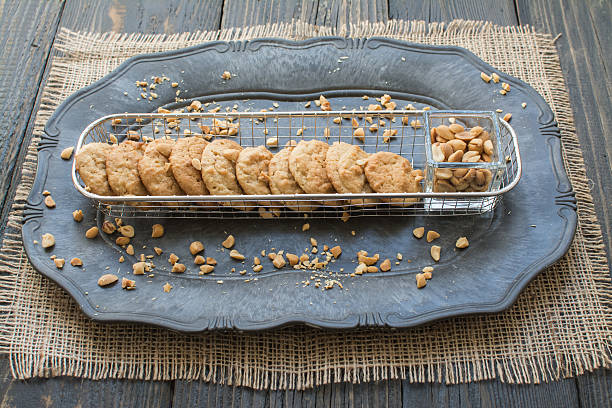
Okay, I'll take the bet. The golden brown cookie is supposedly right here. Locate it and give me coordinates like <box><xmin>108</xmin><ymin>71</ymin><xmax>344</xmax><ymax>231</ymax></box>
<box><xmin>201</xmin><ymin>139</ymin><xmax>253</xmax><ymax>210</ymax></box>
<box><xmin>106</xmin><ymin>141</ymin><xmax>148</xmax><ymax>197</ymax></box>
<box><xmin>364</xmin><ymin>151</ymin><xmax>423</xmax><ymax>206</ymax></box>
<box><xmin>268</xmin><ymin>146</ymin><xmax>318</xmax><ymax>212</ymax></box>
<box><xmin>325</xmin><ymin>142</ymin><xmax>376</xmax><ymax>205</ymax></box>
<box><xmin>289</xmin><ymin>140</ymin><xmax>336</xmax><ymax>193</ymax></box>
<box><xmin>169</xmin><ymin>137</ymin><xmax>209</xmax><ymax>196</ymax></box>
<box><xmin>75</xmin><ymin>142</ymin><xmax>114</xmax><ymax>196</ymax></box>
<box><xmin>236</xmin><ymin>145</ymin><xmax>273</xmax><ymax>197</ymax></box>
<box><xmin>138</xmin><ymin>138</ymin><xmax>184</xmax><ymax>196</ymax></box>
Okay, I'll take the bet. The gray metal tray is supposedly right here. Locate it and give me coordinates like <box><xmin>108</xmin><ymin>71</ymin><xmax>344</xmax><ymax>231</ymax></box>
<box><xmin>22</xmin><ymin>37</ymin><xmax>576</xmax><ymax>332</ymax></box>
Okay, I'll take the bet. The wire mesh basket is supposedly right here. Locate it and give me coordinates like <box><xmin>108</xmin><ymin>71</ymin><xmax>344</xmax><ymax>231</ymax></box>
<box><xmin>72</xmin><ymin>109</ymin><xmax>521</xmax><ymax>219</ymax></box>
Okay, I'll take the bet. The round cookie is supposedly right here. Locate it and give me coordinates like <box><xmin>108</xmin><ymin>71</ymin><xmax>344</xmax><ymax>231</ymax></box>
<box><xmin>75</xmin><ymin>142</ymin><xmax>114</xmax><ymax>196</ymax></box>
<box><xmin>325</xmin><ymin>142</ymin><xmax>376</xmax><ymax>205</ymax></box>
<box><xmin>106</xmin><ymin>141</ymin><xmax>148</xmax><ymax>197</ymax></box>
<box><xmin>269</xmin><ymin>146</ymin><xmax>318</xmax><ymax>212</ymax></box>
<box><xmin>289</xmin><ymin>140</ymin><xmax>338</xmax><ymax>206</ymax></box>
<box><xmin>236</xmin><ymin>145</ymin><xmax>273</xmax><ymax>197</ymax></box>
<box><xmin>364</xmin><ymin>151</ymin><xmax>424</xmax><ymax>206</ymax></box>
<box><xmin>201</xmin><ymin>139</ymin><xmax>253</xmax><ymax>210</ymax></box>
<box><xmin>138</xmin><ymin>138</ymin><xmax>184</xmax><ymax>197</ymax></box>
<box><xmin>169</xmin><ymin>137</ymin><xmax>209</xmax><ymax>196</ymax></box>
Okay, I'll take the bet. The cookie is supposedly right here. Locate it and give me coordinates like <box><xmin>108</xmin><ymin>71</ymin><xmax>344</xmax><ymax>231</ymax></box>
<box><xmin>169</xmin><ymin>137</ymin><xmax>209</xmax><ymax>196</ymax></box>
<box><xmin>236</xmin><ymin>146</ymin><xmax>273</xmax><ymax>195</ymax></box>
<box><xmin>289</xmin><ymin>140</ymin><xmax>336</xmax><ymax>194</ymax></box>
<box><xmin>268</xmin><ymin>146</ymin><xmax>318</xmax><ymax>212</ymax></box>
<box><xmin>325</xmin><ymin>142</ymin><xmax>376</xmax><ymax>205</ymax></box>
<box><xmin>106</xmin><ymin>141</ymin><xmax>148</xmax><ymax>197</ymax></box>
<box><xmin>138</xmin><ymin>138</ymin><xmax>184</xmax><ymax>196</ymax></box>
<box><xmin>75</xmin><ymin>142</ymin><xmax>114</xmax><ymax>196</ymax></box>
<box><xmin>364</xmin><ymin>151</ymin><xmax>424</xmax><ymax>206</ymax></box>
<box><xmin>201</xmin><ymin>139</ymin><xmax>253</xmax><ymax>210</ymax></box>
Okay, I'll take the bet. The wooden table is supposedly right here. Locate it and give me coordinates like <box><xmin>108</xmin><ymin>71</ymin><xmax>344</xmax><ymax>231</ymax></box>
<box><xmin>0</xmin><ymin>1</ymin><xmax>609</xmax><ymax>406</ymax></box>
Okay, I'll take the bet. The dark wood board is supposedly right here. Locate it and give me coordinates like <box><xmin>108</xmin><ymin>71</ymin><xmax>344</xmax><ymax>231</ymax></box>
<box><xmin>389</xmin><ymin>0</ymin><xmax>518</xmax><ymax>26</ymax></box>
<box><xmin>0</xmin><ymin>0</ymin><xmax>608</xmax><ymax>406</ymax></box>
<box><xmin>517</xmin><ymin>0</ymin><xmax>612</xmax><ymax>264</ymax></box>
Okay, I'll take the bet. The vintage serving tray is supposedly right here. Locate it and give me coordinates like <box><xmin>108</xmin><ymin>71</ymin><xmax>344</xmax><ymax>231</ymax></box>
<box><xmin>23</xmin><ymin>37</ymin><xmax>577</xmax><ymax>332</ymax></box>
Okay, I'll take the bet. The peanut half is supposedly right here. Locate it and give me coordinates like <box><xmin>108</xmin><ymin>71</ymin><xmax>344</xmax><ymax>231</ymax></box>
<box><xmin>456</xmin><ymin>237</ymin><xmax>469</xmax><ymax>249</ymax></box>
<box><xmin>98</xmin><ymin>274</ymin><xmax>118</xmax><ymax>287</ymax></box>
<box><xmin>222</xmin><ymin>235</ymin><xmax>235</xmax><ymax>249</ymax></box>
<box><xmin>430</xmin><ymin>245</ymin><xmax>441</xmax><ymax>262</ymax></box>
<box><xmin>151</xmin><ymin>224</ymin><xmax>164</xmax><ymax>238</ymax></box>
<box><xmin>189</xmin><ymin>241</ymin><xmax>204</xmax><ymax>255</ymax></box>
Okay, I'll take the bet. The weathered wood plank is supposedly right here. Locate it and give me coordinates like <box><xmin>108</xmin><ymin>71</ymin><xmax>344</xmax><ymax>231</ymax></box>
<box><xmin>221</xmin><ymin>0</ymin><xmax>319</xmax><ymax>28</ymax></box>
<box><xmin>517</xmin><ymin>0</ymin><xmax>612</xmax><ymax>264</ymax></box>
<box><xmin>389</xmin><ymin>0</ymin><xmax>518</xmax><ymax>25</ymax></box>
<box><xmin>0</xmin><ymin>0</ymin><xmax>64</xmax><ymax>237</ymax></box>
<box><xmin>61</xmin><ymin>0</ymin><xmax>224</xmax><ymax>33</ymax></box>
<box><xmin>576</xmin><ymin>369</ymin><xmax>612</xmax><ymax>408</ymax></box>
<box><xmin>0</xmin><ymin>355</ymin><xmax>172</xmax><ymax>408</ymax></box>
<box><xmin>315</xmin><ymin>0</ymin><xmax>389</xmax><ymax>28</ymax></box>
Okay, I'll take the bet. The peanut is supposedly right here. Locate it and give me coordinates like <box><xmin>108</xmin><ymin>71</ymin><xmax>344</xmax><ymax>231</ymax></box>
<box><xmin>413</xmin><ymin>227</ymin><xmax>425</xmax><ymax>239</ymax></box>
<box><xmin>194</xmin><ymin>255</ymin><xmax>205</xmax><ymax>265</ymax></box>
<box><xmin>102</xmin><ymin>221</ymin><xmax>116</xmax><ymax>234</ymax></box>
<box><xmin>72</xmin><ymin>209</ymin><xmax>83</xmax><ymax>222</ymax></box>
<box><xmin>98</xmin><ymin>274</ymin><xmax>118</xmax><ymax>287</ymax></box>
<box><xmin>435</xmin><ymin>125</ymin><xmax>454</xmax><ymax>140</ymax></box>
<box><xmin>44</xmin><ymin>195</ymin><xmax>56</xmax><ymax>208</ymax></box>
<box><xmin>70</xmin><ymin>257</ymin><xmax>83</xmax><ymax>266</ymax></box>
<box><xmin>449</xmin><ymin>124</ymin><xmax>465</xmax><ymax>133</ymax></box>
<box><xmin>126</xmin><ymin>244</ymin><xmax>135</xmax><ymax>256</ymax></box>
<box><xmin>426</xmin><ymin>230</ymin><xmax>440</xmax><ymax>242</ymax></box>
<box><xmin>380</xmin><ymin>259</ymin><xmax>391</xmax><ymax>272</ymax></box>
<box><xmin>41</xmin><ymin>233</ymin><xmax>55</xmax><ymax>248</ymax></box>
<box><xmin>430</xmin><ymin>245</ymin><xmax>441</xmax><ymax>262</ymax></box>
<box><xmin>447</xmin><ymin>150</ymin><xmax>464</xmax><ymax>162</ymax></box>
<box><xmin>330</xmin><ymin>245</ymin><xmax>342</xmax><ymax>258</ymax></box>
<box><xmin>456</xmin><ymin>237</ymin><xmax>469</xmax><ymax>249</ymax></box>
<box><xmin>229</xmin><ymin>249</ymin><xmax>245</xmax><ymax>261</ymax></box>
<box><xmin>132</xmin><ymin>262</ymin><xmax>146</xmax><ymax>275</ymax></box>
<box><xmin>172</xmin><ymin>263</ymin><xmax>186</xmax><ymax>273</ymax></box>
<box><xmin>222</xmin><ymin>235</ymin><xmax>235</xmax><ymax>249</ymax></box>
<box><xmin>60</xmin><ymin>146</ymin><xmax>74</xmax><ymax>160</ymax></box>
<box><xmin>206</xmin><ymin>257</ymin><xmax>217</xmax><ymax>265</ymax></box>
<box><xmin>118</xmin><ymin>225</ymin><xmax>135</xmax><ymax>238</ymax></box>
<box><xmin>189</xmin><ymin>241</ymin><xmax>204</xmax><ymax>255</ymax></box>
<box><xmin>151</xmin><ymin>224</ymin><xmax>164</xmax><ymax>238</ymax></box>
<box><xmin>168</xmin><ymin>253</ymin><xmax>179</xmax><ymax>265</ymax></box>
<box><xmin>367</xmin><ymin>266</ymin><xmax>379</xmax><ymax>273</ymax></box>
<box><xmin>199</xmin><ymin>265</ymin><xmax>214</xmax><ymax>274</ymax></box>
<box><xmin>54</xmin><ymin>258</ymin><xmax>65</xmax><ymax>269</ymax></box>
<box><xmin>416</xmin><ymin>273</ymin><xmax>427</xmax><ymax>288</ymax></box>
<box><xmin>480</xmin><ymin>72</ymin><xmax>491</xmax><ymax>82</ymax></box>
<box><xmin>253</xmin><ymin>265</ymin><xmax>263</xmax><ymax>272</ymax></box>
<box><xmin>116</xmin><ymin>236</ymin><xmax>130</xmax><ymax>246</ymax></box>
<box><xmin>483</xmin><ymin>139</ymin><xmax>494</xmax><ymax>156</ymax></box>
<box><xmin>302</xmin><ymin>223</ymin><xmax>310</xmax><ymax>231</ymax></box>
<box><xmin>154</xmin><ymin>247</ymin><xmax>163</xmax><ymax>255</ymax></box>
<box><xmin>85</xmin><ymin>226</ymin><xmax>99</xmax><ymax>239</ymax></box>
<box><xmin>121</xmin><ymin>278</ymin><xmax>136</xmax><ymax>290</ymax></box>
<box><xmin>286</xmin><ymin>253</ymin><xmax>299</xmax><ymax>266</ymax></box>
<box><xmin>272</xmin><ymin>254</ymin><xmax>286</xmax><ymax>268</ymax></box>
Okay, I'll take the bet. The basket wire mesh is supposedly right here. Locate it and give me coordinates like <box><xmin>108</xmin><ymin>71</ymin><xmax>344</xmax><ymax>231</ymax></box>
<box><xmin>72</xmin><ymin>109</ymin><xmax>521</xmax><ymax>219</ymax></box>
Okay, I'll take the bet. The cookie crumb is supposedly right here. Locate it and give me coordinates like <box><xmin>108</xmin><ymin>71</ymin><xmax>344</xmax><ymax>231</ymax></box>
<box><xmin>163</xmin><ymin>282</ymin><xmax>172</xmax><ymax>292</ymax></box>
<box><xmin>122</xmin><ymin>278</ymin><xmax>136</xmax><ymax>290</ymax></box>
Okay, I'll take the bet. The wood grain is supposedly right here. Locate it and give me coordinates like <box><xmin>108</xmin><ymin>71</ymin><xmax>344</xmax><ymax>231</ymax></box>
<box><xmin>60</xmin><ymin>0</ymin><xmax>224</xmax><ymax>33</ymax></box>
<box><xmin>314</xmin><ymin>0</ymin><xmax>389</xmax><ymax>28</ymax></box>
<box><xmin>0</xmin><ymin>0</ymin><xmax>63</xmax><ymax>236</ymax></box>
<box><xmin>517</xmin><ymin>0</ymin><xmax>612</xmax><ymax>264</ymax></box>
<box><xmin>389</xmin><ymin>0</ymin><xmax>518</xmax><ymax>25</ymax></box>
<box><xmin>221</xmin><ymin>0</ymin><xmax>319</xmax><ymax>28</ymax></box>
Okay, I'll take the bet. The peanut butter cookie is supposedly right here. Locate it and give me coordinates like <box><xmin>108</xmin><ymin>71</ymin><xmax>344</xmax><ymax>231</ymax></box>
<box><xmin>138</xmin><ymin>138</ymin><xmax>184</xmax><ymax>196</ymax></box>
<box><xmin>169</xmin><ymin>137</ymin><xmax>209</xmax><ymax>195</ymax></box>
<box><xmin>75</xmin><ymin>142</ymin><xmax>114</xmax><ymax>196</ymax></box>
<box><xmin>325</xmin><ymin>142</ymin><xmax>376</xmax><ymax>205</ymax></box>
<box><xmin>268</xmin><ymin>146</ymin><xmax>318</xmax><ymax>212</ymax></box>
<box><xmin>364</xmin><ymin>151</ymin><xmax>423</xmax><ymax>206</ymax></box>
<box><xmin>106</xmin><ymin>141</ymin><xmax>148</xmax><ymax>197</ymax></box>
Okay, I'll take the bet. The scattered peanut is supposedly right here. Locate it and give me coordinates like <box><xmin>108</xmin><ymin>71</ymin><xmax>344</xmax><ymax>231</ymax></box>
<box><xmin>116</xmin><ymin>236</ymin><xmax>130</xmax><ymax>246</ymax></box>
<box><xmin>98</xmin><ymin>274</ymin><xmax>118</xmax><ymax>287</ymax></box>
<box><xmin>189</xmin><ymin>241</ymin><xmax>204</xmax><ymax>255</ymax></box>
<box><xmin>206</xmin><ymin>257</ymin><xmax>217</xmax><ymax>265</ymax></box>
<box><xmin>503</xmin><ymin>113</ymin><xmax>512</xmax><ymax>122</ymax></box>
<box><xmin>172</xmin><ymin>263</ymin><xmax>186</xmax><ymax>273</ymax></box>
<box><xmin>416</xmin><ymin>273</ymin><xmax>427</xmax><ymax>288</ymax></box>
<box><xmin>154</xmin><ymin>247</ymin><xmax>163</xmax><ymax>255</ymax></box>
<box><xmin>54</xmin><ymin>258</ymin><xmax>65</xmax><ymax>269</ymax></box>
<box><xmin>102</xmin><ymin>221</ymin><xmax>116</xmax><ymax>234</ymax></box>
<box><xmin>456</xmin><ymin>237</ymin><xmax>469</xmax><ymax>248</ymax></box>
<box><xmin>163</xmin><ymin>283</ymin><xmax>172</xmax><ymax>292</ymax></box>
<box><xmin>41</xmin><ymin>233</ymin><xmax>55</xmax><ymax>248</ymax></box>
<box><xmin>253</xmin><ymin>265</ymin><xmax>263</xmax><ymax>272</ymax></box>
<box><xmin>194</xmin><ymin>255</ymin><xmax>205</xmax><ymax>265</ymax></box>
<box><xmin>199</xmin><ymin>265</ymin><xmax>214</xmax><ymax>274</ymax></box>
<box><xmin>132</xmin><ymin>262</ymin><xmax>146</xmax><ymax>275</ymax></box>
<box><xmin>85</xmin><ymin>226</ymin><xmax>99</xmax><ymax>239</ymax></box>
<box><xmin>330</xmin><ymin>245</ymin><xmax>342</xmax><ymax>258</ymax></box>
<box><xmin>380</xmin><ymin>259</ymin><xmax>391</xmax><ymax>272</ymax></box>
<box><xmin>302</xmin><ymin>223</ymin><xmax>310</xmax><ymax>231</ymax></box>
<box><xmin>491</xmin><ymin>73</ymin><xmax>500</xmax><ymax>83</ymax></box>
<box><xmin>430</xmin><ymin>245</ymin><xmax>441</xmax><ymax>262</ymax></box>
<box><xmin>272</xmin><ymin>254</ymin><xmax>286</xmax><ymax>268</ymax></box>
<box><xmin>70</xmin><ymin>257</ymin><xmax>83</xmax><ymax>267</ymax></box>
<box><xmin>426</xmin><ymin>230</ymin><xmax>440</xmax><ymax>242</ymax></box>
<box><xmin>229</xmin><ymin>249</ymin><xmax>245</xmax><ymax>261</ymax></box>
<box><xmin>151</xmin><ymin>224</ymin><xmax>164</xmax><ymax>238</ymax></box>
<box><xmin>60</xmin><ymin>146</ymin><xmax>74</xmax><ymax>160</ymax></box>
<box><xmin>221</xmin><ymin>71</ymin><xmax>232</xmax><ymax>80</ymax></box>
<box><xmin>413</xmin><ymin>227</ymin><xmax>425</xmax><ymax>239</ymax></box>
<box><xmin>44</xmin><ymin>195</ymin><xmax>55</xmax><ymax>208</ymax></box>
<box><xmin>72</xmin><ymin>209</ymin><xmax>83</xmax><ymax>222</ymax></box>
<box><xmin>480</xmin><ymin>72</ymin><xmax>491</xmax><ymax>82</ymax></box>
<box><xmin>118</xmin><ymin>225</ymin><xmax>135</xmax><ymax>238</ymax></box>
<box><xmin>122</xmin><ymin>278</ymin><xmax>136</xmax><ymax>290</ymax></box>
<box><xmin>168</xmin><ymin>253</ymin><xmax>179</xmax><ymax>265</ymax></box>
<box><xmin>367</xmin><ymin>266</ymin><xmax>379</xmax><ymax>273</ymax></box>
<box><xmin>286</xmin><ymin>253</ymin><xmax>299</xmax><ymax>266</ymax></box>
<box><xmin>222</xmin><ymin>235</ymin><xmax>235</xmax><ymax>249</ymax></box>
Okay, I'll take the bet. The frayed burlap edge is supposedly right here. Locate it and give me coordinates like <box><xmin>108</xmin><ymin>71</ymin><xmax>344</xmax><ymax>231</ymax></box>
<box><xmin>0</xmin><ymin>20</ymin><xmax>609</xmax><ymax>389</ymax></box>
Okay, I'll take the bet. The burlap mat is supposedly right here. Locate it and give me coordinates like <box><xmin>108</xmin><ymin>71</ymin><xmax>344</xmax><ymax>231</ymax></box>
<box><xmin>0</xmin><ymin>20</ymin><xmax>609</xmax><ymax>389</ymax></box>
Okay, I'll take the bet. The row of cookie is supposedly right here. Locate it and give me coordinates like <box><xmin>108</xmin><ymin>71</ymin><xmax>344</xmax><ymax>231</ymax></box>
<box><xmin>74</xmin><ymin>137</ymin><xmax>424</xmax><ymax>207</ymax></box>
